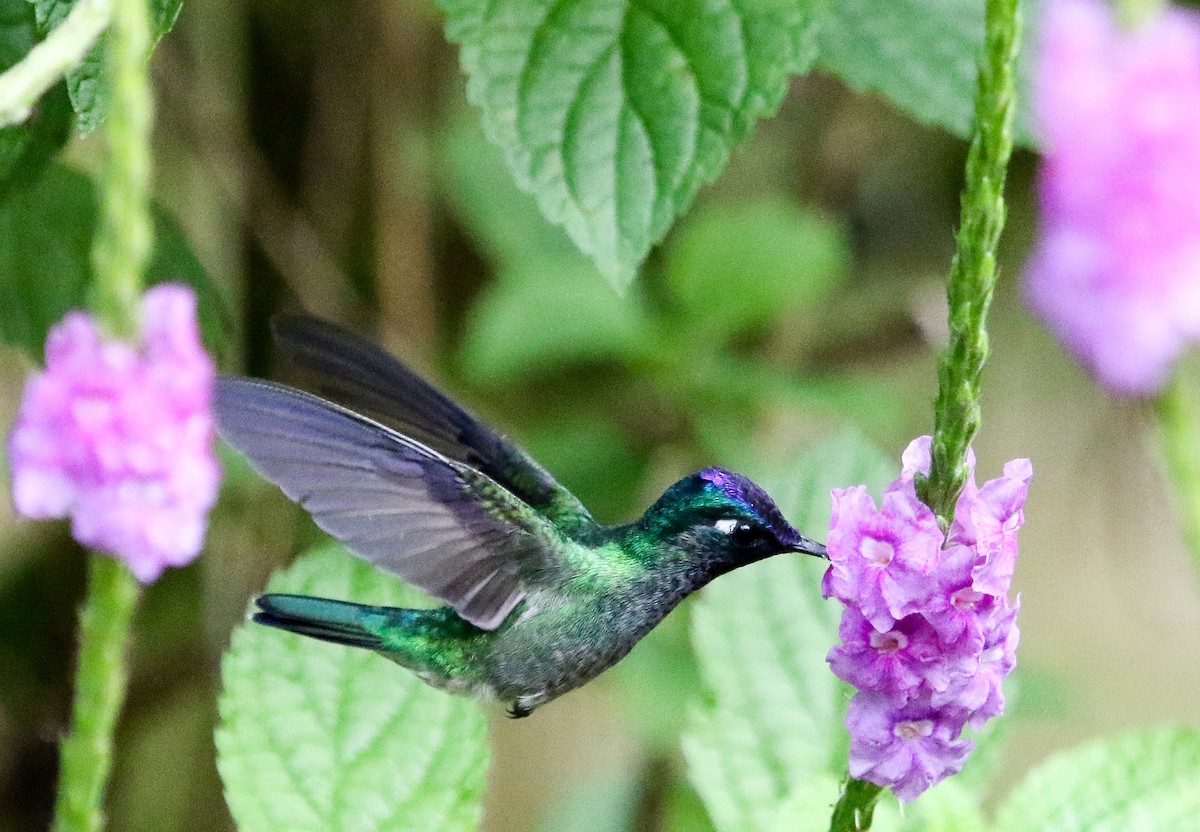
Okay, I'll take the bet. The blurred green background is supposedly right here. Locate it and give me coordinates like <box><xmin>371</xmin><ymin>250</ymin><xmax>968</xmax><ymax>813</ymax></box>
<box><xmin>2</xmin><ymin>1</ymin><xmax>1198</xmax><ymax>830</ymax></box>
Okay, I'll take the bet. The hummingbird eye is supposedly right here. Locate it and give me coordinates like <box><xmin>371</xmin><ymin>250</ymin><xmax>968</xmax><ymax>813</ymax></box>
<box><xmin>715</xmin><ymin>518</ymin><xmax>758</xmax><ymax>546</ymax></box>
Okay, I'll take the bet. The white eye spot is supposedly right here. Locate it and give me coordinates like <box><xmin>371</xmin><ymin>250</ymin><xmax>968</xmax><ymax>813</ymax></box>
<box><xmin>714</xmin><ymin>518</ymin><xmax>739</xmax><ymax>535</ymax></box>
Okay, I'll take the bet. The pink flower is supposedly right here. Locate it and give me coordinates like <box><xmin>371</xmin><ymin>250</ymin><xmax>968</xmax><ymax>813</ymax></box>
<box><xmin>828</xmin><ymin>610</ymin><xmax>948</xmax><ymax>702</ymax></box>
<box><xmin>846</xmin><ymin>693</ymin><xmax>973</xmax><ymax>803</ymax></box>
<box><xmin>7</xmin><ymin>285</ymin><xmax>220</xmax><ymax>582</ymax></box>
<box><xmin>823</xmin><ymin>436</ymin><xmax>1030</xmax><ymax>801</ymax></box>
<box><xmin>1025</xmin><ymin>0</ymin><xmax>1200</xmax><ymax>396</ymax></box>
<box><xmin>968</xmin><ymin>459</ymin><xmax>1032</xmax><ymax>595</ymax></box>
<box><xmin>822</xmin><ymin>486</ymin><xmax>942</xmax><ymax>632</ymax></box>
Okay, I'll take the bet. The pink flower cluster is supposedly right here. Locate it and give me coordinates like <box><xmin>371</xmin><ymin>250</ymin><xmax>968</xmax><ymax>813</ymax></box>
<box><xmin>1025</xmin><ymin>0</ymin><xmax>1200</xmax><ymax>396</ymax></box>
<box><xmin>8</xmin><ymin>285</ymin><xmax>220</xmax><ymax>582</ymax></box>
<box><xmin>822</xmin><ymin>437</ymin><xmax>1030</xmax><ymax>802</ymax></box>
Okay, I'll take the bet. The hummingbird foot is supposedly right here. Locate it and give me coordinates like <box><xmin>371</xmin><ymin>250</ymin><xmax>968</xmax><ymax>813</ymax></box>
<box><xmin>506</xmin><ymin>694</ymin><xmax>544</xmax><ymax>719</ymax></box>
<box><xmin>507</xmin><ymin>701</ymin><xmax>532</xmax><ymax>719</ymax></box>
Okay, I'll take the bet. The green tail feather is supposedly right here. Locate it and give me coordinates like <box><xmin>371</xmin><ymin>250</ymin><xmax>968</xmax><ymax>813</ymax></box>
<box><xmin>254</xmin><ymin>593</ymin><xmax>412</xmax><ymax>651</ymax></box>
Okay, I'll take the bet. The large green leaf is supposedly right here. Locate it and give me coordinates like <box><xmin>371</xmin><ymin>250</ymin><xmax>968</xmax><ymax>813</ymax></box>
<box><xmin>664</xmin><ymin>197</ymin><xmax>847</xmax><ymax>335</ymax></box>
<box><xmin>813</xmin><ymin>0</ymin><xmax>1034</xmax><ymax>143</ymax></box>
<box><xmin>30</xmin><ymin>0</ymin><xmax>182</xmax><ymax>133</ymax></box>
<box><xmin>444</xmin><ymin>115</ymin><xmax>658</xmax><ymax>380</ymax></box>
<box><xmin>0</xmin><ymin>163</ymin><xmax>235</xmax><ymax>360</ymax></box>
<box><xmin>0</xmin><ymin>0</ymin><xmax>70</xmax><ymax>194</ymax></box>
<box><xmin>439</xmin><ymin>113</ymin><xmax>577</xmax><ymax>267</ymax></box>
<box><xmin>683</xmin><ymin>432</ymin><xmax>894</xmax><ymax>832</ymax></box>
<box><xmin>435</xmin><ymin>0</ymin><xmax>820</xmax><ymax>290</ymax></box>
<box><xmin>995</xmin><ymin>729</ymin><xmax>1200</xmax><ymax>831</ymax></box>
<box><xmin>459</xmin><ymin>256</ymin><xmax>657</xmax><ymax>383</ymax></box>
<box><xmin>216</xmin><ymin>544</ymin><xmax>490</xmax><ymax>832</ymax></box>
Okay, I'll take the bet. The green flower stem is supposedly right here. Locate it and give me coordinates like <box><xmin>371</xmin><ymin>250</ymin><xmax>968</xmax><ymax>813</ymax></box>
<box><xmin>90</xmin><ymin>0</ymin><xmax>154</xmax><ymax>340</ymax></box>
<box><xmin>52</xmin><ymin>0</ymin><xmax>155</xmax><ymax>829</ymax></box>
<box><xmin>829</xmin><ymin>779</ymin><xmax>883</xmax><ymax>832</ymax></box>
<box><xmin>918</xmin><ymin>0</ymin><xmax>1022</xmax><ymax>525</ymax></box>
<box><xmin>0</xmin><ymin>0</ymin><xmax>113</xmax><ymax>128</ymax></box>
<box><xmin>831</xmin><ymin>0</ymin><xmax>1021</xmax><ymax>827</ymax></box>
<box><xmin>1118</xmin><ymin>0</ymin><xmax>1164</xmax><ymax>29</ymax></box>
<box><xmin>51</xmin><ymin>557</ymin><xmax>141</xmax><ymax>832</ymax></box>
<box><xmin>1157</xmin><ymin>379</ymin><xmax>1200</xmax><ymax>566</ymax></box>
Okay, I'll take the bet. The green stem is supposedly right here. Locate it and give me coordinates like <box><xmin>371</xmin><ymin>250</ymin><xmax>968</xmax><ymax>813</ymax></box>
<box><xmin>89</xmin><ymin>0</ymin><xmax>154</xmax><ymax>340</ymax></box>
<box><xmin>917</xmin><ymin>0</ymin><xmax>1022</xmax><ymax>525</ymax></box>
<box><xmin>1117</xmin><ymin>0</ymin><xmax>1164</xmax><ymax>29</ymax></box>
<box><xmin>832</xmin><ymin>0</ymin><xmax>1021</xmax><ymax>827</ymax></box>
<box><xmin>1157</xmin><ymin>378</ymin><xmax>1200</xmax><ymax>566</ymax></box>
<box><xmin>0</xmin><ymin>0</ymin><xmax>113</xmax><ymax>127</ymax></box>
<box><xmin>52</xmin><ymin>0</ymin><xmax>155</xmax><ymax>828</ymax></box>
<box><xmin>829</xmin><ymin>779</ymin><xmax>883</xmax><ymax>832</ymax></box>
<box><xmin>51</xmin><ymin>557</ymin><xmax>141</xmax><ymax>832</ymax></box>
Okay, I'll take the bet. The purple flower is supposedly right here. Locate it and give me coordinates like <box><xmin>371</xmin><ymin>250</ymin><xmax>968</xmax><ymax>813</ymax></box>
<box><xmin>8</xmin><ymin>285</ymin><xmax>220</xmax><ymax>582</ymax></box>
<box><xmin>828</xmin><ymin>610</ymin><xmax>947</xmax><ymax>702</ymax></box>
<box><xmin>824</xmin><ymin>437</ymin><xmax>1030</xmax><ymax>801</ymax></box>
<box><xmin>1025</xmin><ymin>0</ymin><xmax>1200</xmax><ymax>396</ymax></box>
<box><xmin>846</xmin><ymin>693</ymin><xmax>973</xmax><ymax>803</ymax></box>
<box><xmin>941</xmin><ymin>598</ymin><xmax>1021</xmax><ymax>730</ymax></box>
<box><xmin>822</xmin><ymin>486</ymin><xmax>942</xmax><ymax>632</ymax></box>
<box><xmin>967</xmin><ymin>459</ymin><xmax>1032</xmax><ymax>596</ymax></box>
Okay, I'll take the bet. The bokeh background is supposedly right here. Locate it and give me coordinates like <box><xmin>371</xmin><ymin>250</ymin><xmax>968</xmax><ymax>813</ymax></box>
<box><xmin>2</xmin><ymin>1</ymin><xmax>1199</xmax><ymax>830</ymax></box>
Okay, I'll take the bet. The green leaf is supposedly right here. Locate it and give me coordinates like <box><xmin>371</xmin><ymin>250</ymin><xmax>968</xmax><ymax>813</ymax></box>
<box><xmin>683</xmin><ymin>431</ymin><xmax>894</xmax><ymax>832</ymax></box>
<box><xmin>31</xmin><ymin>0</ymin><xmax>182</xmax><ymax>133</ymax></box>
<box><xmin>0</xmin><ymin>0</ymin><xmax>71</xmax><ymax>194</ymax></box>
<box><xmin>995</xmin><ymin>728</ymin><xmax>1200</xmax><ymax>831</ymax></box>
<box><xmin>519</xmin><ymin>413</ymin><xmax>646</xmax><ymax>522</ymax></box>
<box><xmin>897</xmin><ymin>778</ymin><xmax>988</xmax><ymax>832</ymax></box>
<box><xmin>611</xmin><ymin>610</ymin><xmax>700</xmax><ymax>752</ymax></box>
<box><xmin>0</xmin><ymin>163</ymin><xmax>236</xmax><ymax>360</ymax></box>
<box><xmin>763</xmin><ymin>775</ymin><xmax>841</xmax><ymax>832</ymax></box>
<box><xmin>446</xmin><ymin>114</ymin><xmax>659</xmax><ymax>381</ymax></box>
<box><xmin>537</xmin><ymin>774</ymin><xmax>639</xmax><ymax>832</ymax></box>
<box><xmin>440</xmin><ymin>113</ymin><xmax>578</xmax><ymax>266</ymax></box>
<box><xmin>436</xmin><ymin>0</ymin><xmax>821</xmax><ymax>289</ymax></box>
<box><xmin>216</xmin><ymin>544</ymin><xmax>490</xmax><ymax>832</ymax></box>
<box><xmin>813</xmin><ymin>0</ymin><xmax>1034</xmax><ymax>143</ymax></box>
<box><xmin>459</xmin><ymin>255</ymin><xmax>657</xmax><ymax>384</ymax></box>
<box><xmin>664</xmin><ymin>197</ymin><xmax>847</xmax><ymax>334</ymax></box>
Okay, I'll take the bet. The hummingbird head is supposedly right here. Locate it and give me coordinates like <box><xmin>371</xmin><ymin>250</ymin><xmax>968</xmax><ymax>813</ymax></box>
<box><xmin>639</xmin><ymin>467</ymin><xmax>827</xmax><ymax>575</ymax></box>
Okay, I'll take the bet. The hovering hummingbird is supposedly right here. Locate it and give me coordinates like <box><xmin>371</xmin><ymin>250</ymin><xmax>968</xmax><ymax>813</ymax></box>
<box><xmin>214</xmin><ymin>314</ymin><xmax>828</xmax><ymax>717</ymax></box>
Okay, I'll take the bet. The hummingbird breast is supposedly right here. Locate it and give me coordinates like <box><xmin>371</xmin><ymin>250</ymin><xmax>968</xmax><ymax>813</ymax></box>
<box><xmin>482</xmin><ymin>569</ymin><xmax>692</xmax><ymax>706</ymax></box>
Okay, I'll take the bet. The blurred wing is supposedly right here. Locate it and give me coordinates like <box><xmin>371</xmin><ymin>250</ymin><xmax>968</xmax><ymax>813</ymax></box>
<box><xmin>214</xmin><ymin>377</ymin><xmax>570</xmax><ymax>630</ymax></box>
<box><xmin>271</xmin><ymin>314</ymin><xmax>592</xmax><ymax>532</ymax></box>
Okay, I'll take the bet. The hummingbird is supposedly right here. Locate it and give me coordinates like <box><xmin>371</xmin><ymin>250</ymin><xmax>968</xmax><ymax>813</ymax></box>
<box><xmin>214</xmin><ymin>314</ymin><xmax>828</xmax><ymax>717</ymax></box>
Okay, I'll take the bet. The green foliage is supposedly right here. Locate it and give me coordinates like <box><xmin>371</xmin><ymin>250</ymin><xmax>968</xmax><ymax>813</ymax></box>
<box><xmin>683</xmin><ymin>432</ymin><xmax>893</xmax><ymax>832</ymax></box>
<box><xmin>995</xmin><ymin>729</ymin><xmax>1200</xmax><ymax>831</ymax></box>
<box><xmin>0</xmin><ymin>0</ymin><xmax>70</xmax><ymax>193</ymax></box>
<box><xmin>216</xmin><ymin>544</ymin><xmax>490</xmax><ymax>832</ymax></box>
<box><xmin>461</xmin><ymin>258</ymin><xmax>656</xmax><ymax>383</ymax></box>
<box><xmin>444</xmin><ymin>116</ymin><xmax>657</xmax><ymax>382</ymax></box>
<box><xmin>440</xmin><ymin>114</ymin><xmax>577</xmax><ymax>266</ymax></box>
<box><xmin>664</xmin><ymin>197</ymin><xmax>847</xmax><ymax>336</ymax></box>
<box><xmin>518</xmin><ymin>414</ymin><xmax>647</xmax><ymax>524</ymax></box>
<box><xmin>435</xmin><ymin>0</ymin><xmax>820</xmax><ymax>290</ymax></box>
<box><xmin>814</xmin><ymin>0</ymin><xmax>1033</xmax><ymax>142</ymax></box>
<box><xmin>445</xmin><ymin>115</ymin><xmax>869</xmax><ymax>413</ymax></box>
<box><xmin>434</xmin><ymin>0</ymin><xmax>1039</xmax><ymax>286</ymax></box>
<box><xmin>30</xmin><ymin>0</ymin><xmax>182</xmax><ymax>133</ymax></box>
<box><xmin>0</xmin><ymin>163</ymin><xmax>234</xmax><ymax>359</ymax></box>
<box><xmin>536</xmin><ymin>774</ymin><xmax>640</xmax><ymax>832</ymax></box>
<box><xmin>893</xmin><ymin>779</ymin><xmax>988</xmax><ymax>832</ymax></box>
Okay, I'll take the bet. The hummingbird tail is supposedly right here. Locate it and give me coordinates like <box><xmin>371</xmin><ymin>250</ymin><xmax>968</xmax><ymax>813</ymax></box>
<box><xmin>253</xmin><ymin>593</ymin><xmax>406</xmax><ymax>651</ymax></box>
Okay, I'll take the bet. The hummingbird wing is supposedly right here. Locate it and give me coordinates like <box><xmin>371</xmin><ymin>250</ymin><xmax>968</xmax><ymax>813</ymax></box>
<box><xmin>214</xmin><ymin>377</ymin><xmax>572</xmax><ymax>630</ymax></box>
<box><xmin>270</xmin><ymin>314</ymin><xmax>593</xmax><ymax>533</ymax></box>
